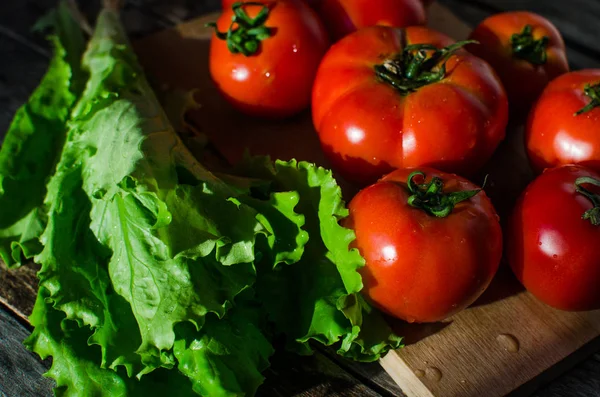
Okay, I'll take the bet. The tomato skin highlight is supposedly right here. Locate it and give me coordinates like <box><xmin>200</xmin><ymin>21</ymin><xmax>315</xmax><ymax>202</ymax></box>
<box><xmin>313</xmin><ymin>0</ymin><xmax>426</xmax><ymax>42</ymax></box>
<box><xmin>312</xmin><ymin>26</ymin><xmax>508</xmax><ymax>186</ymax></box>
<box><xmin>507</xmin><ymin>165</ymin><xmax>600</xmax><ymax>311</ymax></box>
<box><xmin>526</xmin><ymin>70</ymin><xmax>600</xmax><ymax>174</ymax></box>
<box><xmin>210</xmin><ymin>0</ymin><xmax>329</xmax><ymax>118</ymax></box>
<box><xmin>345</xmin><ymin>168</ymin><xmax>503</xmax><ymax>323</ymax></box>
<box><xmin>468</xmin><ymin>12</ymin><xmax>569</xmax><ymax>116</ymax></box>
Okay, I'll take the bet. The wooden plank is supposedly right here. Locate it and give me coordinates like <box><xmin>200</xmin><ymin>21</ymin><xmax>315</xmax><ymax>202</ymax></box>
<box><xmin>534</xmin><ymin>352</ymin><xmax>600</xmax><ymax>397</ymax></box>
<box><xmin>0</xmin><ymin>307</ymin><xmax>54</xmax><ymax>397</ymax></box>
<box><xmin>132</xmin><ymin>6</ymin><xmax>600</xmax><ymax>397</ymax></box>
<box><xmin>127</xmin><ymin>0</ymin><xmax>222</xmax><ymax>25</ymax></box>
<box><xmin>260</xmin><ymin>350</ymin><xmax>383</xmax><ymax>397</ymax></box>
<box><xmin>316</xmin><ymin>346</ymin><xmax>405</xmax><ymax>397</ymax></box>
<box><xmin>0</xmin><ymin>262</ymin><xmax>38</xmax><ymax>321</ymax></box>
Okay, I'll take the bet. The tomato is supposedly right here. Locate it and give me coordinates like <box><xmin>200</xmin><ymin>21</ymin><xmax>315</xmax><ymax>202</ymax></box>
<box><xmin>507</xmin><ymin>165</ymin><xmax>600</xmax><ymax>311</ymax></box>
<box><xmin>344</xmin><ymin>168</ymin><xmax>502</xmax><ymax>323</ymax></box>
<box><xmin>526</xmin><ymin>70</ymin><xmax>600</xmax><ymax>174</ymax></box>
<box><xmin>209</xmin><ymin>0</ymin><xmax>329</xmax><ymax>118</ymax></box>
<box><xmin>313</xmin><ymin>0</ymin><xmax>426</xmax><ymax>42</ymax></box>
<box><xmin>312</xmin><ymin>26</ymin><xmax>508</xmax><ymax>186</ymax></box>
<box><xmin>467</xmin><ymin>12</ymin><xmax>569</xmax><ymax>116</ymax></box>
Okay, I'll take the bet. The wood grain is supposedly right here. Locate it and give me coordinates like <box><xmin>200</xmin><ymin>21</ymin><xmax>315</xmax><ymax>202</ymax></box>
<box><xmin>0</xmin><ymin>261</ymin><xmax>39</xmax><ymax>322</ymax></box>
<box><xmin>0</xmin><ymin>307</ymin><xmax>54</xmax><ymax>397</ymax></box>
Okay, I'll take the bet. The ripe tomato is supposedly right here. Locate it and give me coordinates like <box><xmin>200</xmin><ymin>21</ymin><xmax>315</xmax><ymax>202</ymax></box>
<box><xmin>345</xmin><ymin>168</ymin><xmax>502</xmax><ymax>323</ymax></box>
<box><xmin>209</xmin><ymin>0</ymin><xmax>329</xmax><ymax>118</ymax></box>
<box><xmin>468</xmin><ymin>12</ymin><xmax>569</xmax><ymax>115</ymax></box>
<box><xmin>526</xmin><ymin>70</ymin><xmax>600</xmax><ymax>173</ymax></box>
<box><xmin>313</xmin><ymin>0</ymin><xmax>426</xmax><ymax>42</ymax></box>
<box><xmin>312</xmin><ymin>26</ymin><xmax>508</xmax><ymax>186</ymax></box>
<box><xmin>507</xmin><ymin>165</ymin><xmax>600</xmax><ymax>311</ymax></box>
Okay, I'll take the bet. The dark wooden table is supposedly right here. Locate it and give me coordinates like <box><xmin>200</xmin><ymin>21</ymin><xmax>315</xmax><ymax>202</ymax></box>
<box><xmin>1</xmin><ymin>1</ymin><xmax>600</xmax><ymax>396</ymax></box>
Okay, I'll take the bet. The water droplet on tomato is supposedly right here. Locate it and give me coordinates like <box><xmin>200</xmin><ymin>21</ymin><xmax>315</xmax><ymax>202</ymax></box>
<box><xmin>496</xmin><ymin>333</ymin><xmax>520</xmax><ymax>353</ymax></box>
<box><xmin>553</xmin><ymin>254</ymin><xmax>558</xmax><ymax>259</ymax></box>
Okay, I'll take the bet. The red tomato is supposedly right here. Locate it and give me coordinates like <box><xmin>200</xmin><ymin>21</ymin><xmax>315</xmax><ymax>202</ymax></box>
<box><xmin>313</xmin><ymin>0</ymin><xmax>426</xmax><ymax>42</ymax></box>
<box><xmin>507</xmin><ymin>165</ymin><xmax>600</xmax><ymax>311</ymax></box>
<box><xmin>312</xmin><ymin>26</ymin><xmax>508</xmax><ymax>186</ymax></box>
<box><xmin>526</xmin><ymin>70</ymin><xmax>600</xmax><ymax>173</ymax></box>
<box><xmin>468</xmin><ymin>12</ymin><xmax>569</xmax><ymax>115</ymax></box>
<box><xmin>209</xmin><ymin>0</ymin><xmax>329</xmax><ymax>118</ymax></box>
<box><xmin>345</xmin><ymin>168</ymin><xmax>502</xmax><ymax>323</ymax></box>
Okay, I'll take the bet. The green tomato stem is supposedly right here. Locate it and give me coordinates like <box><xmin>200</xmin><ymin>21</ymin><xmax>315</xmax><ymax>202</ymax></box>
<box><xmin>510</xmin><ymin>24</ymin><xmax>549</xmax><ymax>66</ymax></box>
<box><xmin>374</xmin><ymin>40</ymin><xmax>478</xmax><ymax>96</ymax></box>
<box><xmin>206</xmin><ymin>2</ymin><xmax>272</xmax><ymax>57</ymax></box>
<box><xmin>406</xmin><ymin>171</ymin><xmax>485</xmax><ymax>218</ymax></box>
<box><xmin>574</xmin><ymin>83</ymin><xmax>600</xmax><ymax>116</ymax></box>
<box><xmin>575</xmin><ymin>176</ymin><xmax>600</xmax><ymax>225</ymax></box>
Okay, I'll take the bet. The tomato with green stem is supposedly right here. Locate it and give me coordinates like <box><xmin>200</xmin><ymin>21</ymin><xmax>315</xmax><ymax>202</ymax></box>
<box><xmin>209</xmin><ymin>0</ymin><xmax>329</xmax><ymax>118</ymax></box>
<box><xmin>507</xmin><ymin>165</ymin><xmax>600</xmax><ymax>311</ymax></box>
<box><xmin>526</xmin><ymin>70</ymin><xmax>600</xmax><ymax>173</ymax></box>
<box><xmin>344</xmin><ymin>168</ymin><xmax>502</xmax><ymax>323</ymax></box>
<box><xmin>467</xmin><ymin>12</ymin><xmax>569</xmax><ymax>115</ymax></box>
<box><xmin>312</xmin><ymin>26</ymin><xmax>508</xmax><ymax>186</ymax></box>
<box><xmin>312</xmin><ymin>0</ymin><xmax>426</xmax><ymax>42</ymax></box>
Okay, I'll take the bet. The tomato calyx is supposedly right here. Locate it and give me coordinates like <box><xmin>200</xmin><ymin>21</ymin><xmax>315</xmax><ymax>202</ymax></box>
<box><xmin>575</xmin><ymin>176</ymin><xmax>600</xmax><ymax>225</ymax></box>
<box><xmin>374</xmin><ymin>40</ymin><xmax>477</xmax><ymax>96</ymax></box>
<box><xmin>510</xmin><ymin>25</ymin><xmax>549</xmax><ymax>66</ymax></box>
<box><xmin>575</xmin><ymin>83</ymin><xmax>600</xmax><ymax>116</ymax></box>
<box><xmin>207</xmin><ymin>2</ymin><xmax>272</xmax><ymax>56</ymax></box>
<box><xmin>405</xmin><ymin>171</ymin><xmax>485</xmax><ymax>218</ymax></box>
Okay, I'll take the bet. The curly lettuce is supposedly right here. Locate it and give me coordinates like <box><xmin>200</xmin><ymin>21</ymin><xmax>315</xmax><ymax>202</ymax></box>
<box><xmin>0</xmin><ymin>1</ymin><xmax>86</xmax><ymax>267</ymax></box>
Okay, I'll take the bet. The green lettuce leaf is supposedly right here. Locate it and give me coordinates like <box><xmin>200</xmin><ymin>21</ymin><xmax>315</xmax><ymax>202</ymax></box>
<box><xmin>25</xmin><ymin>287</ymin><xmax>198</xmax><ymax>397</ymax></box>
<box><xmin>34</xmin><ymin>5</ymin><xmax>267</xmax><ymax>376</ymax></box>
<box><xmin>174</xmin><ymin>292</ymin><xmax>274</xmax><ymax>397</ymax></box>
<box><xmin>238</xmin><ymin>158</ymin><xmax>403</xmax><ymax>361</ymax></box>
<box><xmin>0</xmin><ymin>0</ymin><xmax>86</xmax><ymax>267</ymax></box>
<box><xmin>18</xmin><ymin>4</ymin><xmax>402</xmax><ymax>397</ymax></box>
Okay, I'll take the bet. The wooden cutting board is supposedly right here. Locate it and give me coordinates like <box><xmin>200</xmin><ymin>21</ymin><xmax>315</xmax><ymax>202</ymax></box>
<box><xmin>133</xmin><ymin>4</ymin><xmax>600</xmax><ymax>397</ymax></box>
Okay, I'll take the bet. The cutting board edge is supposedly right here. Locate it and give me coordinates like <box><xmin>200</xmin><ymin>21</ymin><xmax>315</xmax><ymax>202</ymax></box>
<box><xmin>380</xmin><ymin>351</ymin><xmax>435</xmax><ymax>397</ymax></box>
